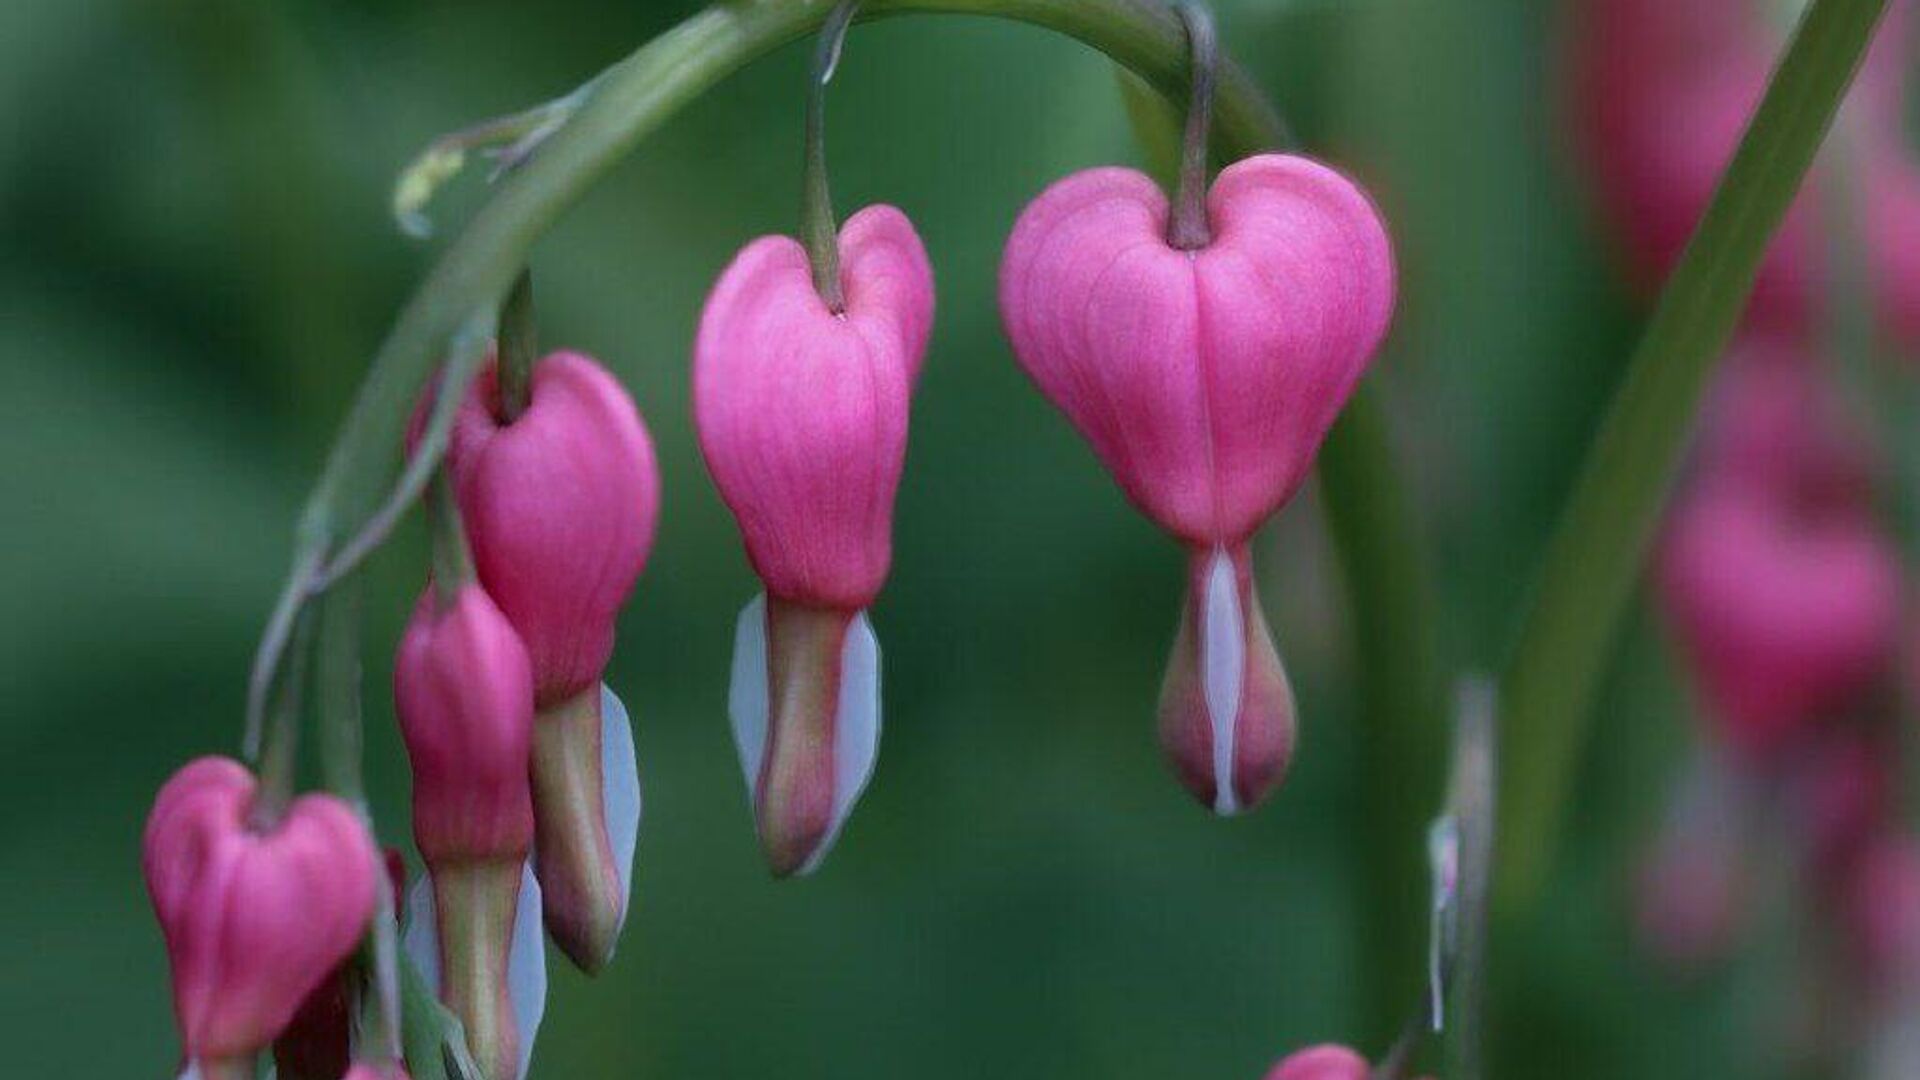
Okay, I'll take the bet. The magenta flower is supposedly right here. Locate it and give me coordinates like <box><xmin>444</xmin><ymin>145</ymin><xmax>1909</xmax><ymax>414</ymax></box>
<box><xmin>694</xmin><ymin>204</ymin><xmax>933</xmax><ymax>876</ymax></box>
<box><xmin>1570</xmin><ymin>0</ymin><xmax>1920</xmax><ymax>340</ymax></box>
<box><xmin>393</xmin><ymin>583</ymin><xmax>540</xmax><ymax>1080</ymax></box>
<box><xmin>394</xmin><ymin>584</ymin><xmax>536</xmax><ymax>867</ymax></box>
<box><xmin>440</xmin><ymin>349</ymin><xmax>655</xmax><ymax>972</ymax></box>
<box><xmin>143</xmin><ymin>757</ymin><xmax>377</xmax><ymax>1077</ymax></box>
<box><xmin>1262</xmin><ymin>1045</ymin><xmax>1371</xmax><ymax>1080</ymax></box>
<box><xmin>1657</xmin><ymin>353</ymin><xmax>1900</xmax><ymax>761</ymax></box>
<box><xmin>999</xmin><ymin>156</ymin><xmax>1395</xmax><ymax>813</ymax></box>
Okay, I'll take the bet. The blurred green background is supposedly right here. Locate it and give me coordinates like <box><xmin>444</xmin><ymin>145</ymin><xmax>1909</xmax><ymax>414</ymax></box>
<box><xmin>0</xmin><ymin>0</ymin><xmax>1791</xmax><ymax>1076</ymax></box>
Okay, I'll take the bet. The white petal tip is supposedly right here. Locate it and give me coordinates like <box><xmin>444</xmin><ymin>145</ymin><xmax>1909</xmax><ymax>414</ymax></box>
<box><xmin>1201</xmin><ymin>547</ymin><xmax>1244</xmax><ymax>817</ymax></box>
<box><xmin>600</xmin><ymin>683</ymin><xmax>642</xmax><ymax>937</ymax></box>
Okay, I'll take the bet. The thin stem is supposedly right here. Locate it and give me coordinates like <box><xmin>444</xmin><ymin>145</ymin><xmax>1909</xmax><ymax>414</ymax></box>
<box><xmin>1496</xmin><ymin>0</ymin><xmax>1891</xmax><ymax>908</ymax></box>
<box><xmin>315</xmin><ymin>582</ymin><xmax>365</xmax><ymax>800</ymax></box>
<box><xmin>428</xmin><ymin>469</ymin><xmax>475</xmax><ymax>610</ymax></box>
<box><xmin>803</xmin><ymin>1</ymin><xmax>860</xmax><ymax>312</ymax></box>
<box><xmin>497</xmin><ymin>269</ymin><xmax>537</xmax><ymax>422</ymax></box>
<box><xmin>249</xmin><ymin>604</ymin><xmax>315</xmax><ymax>831</ymax></box>
<box><xmin>1166</xmin><ymin>0</ymin><xmax>1217</xmax><ymax>250</ymax></box>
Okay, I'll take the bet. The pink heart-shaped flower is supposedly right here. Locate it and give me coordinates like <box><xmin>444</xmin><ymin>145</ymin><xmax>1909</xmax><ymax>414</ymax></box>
<box><xmin>999</xmin><ymin>155</ymin><xmax>1394</xmax><ymax>545</ymax></box>
<box><xmin>999</xmin><ymin>155</ymin><xmax>1392</xmax><ymax>813</ymax></box>
<box><xmin>143</xmin><ymin>757</ymin><xmax>378</xmax><ymax>1065</ymax></box>
<box><xmin>694</xmin><ymin>203</ymin><xmax>933</xmax><ymax>611</ymax></box>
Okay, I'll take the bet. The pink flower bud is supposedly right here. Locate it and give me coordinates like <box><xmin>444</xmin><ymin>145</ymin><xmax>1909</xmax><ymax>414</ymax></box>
<box><xmin>1264</xmin><ymin>1045</ymin><xmax>1371</xmax><ymax>1080</ymax></box>
<box><xmin>695</xmin><ymin>204</ymin><xmax>931</xmax><ymax>876</ymax></box>
<box><xmin>394</xmin><ymin>585</ymin><xmax>536</xmax><ymax>866</ymax></box>
<box><xmin>694</xmin><ymin>204</ymin><xmax>932</xmax><ymax>610</ymax></box>
<box><xmin>443</xmin><ymin>352</ymin><xmax>660</xmax><ymax>707</ymax></box>
<box><xmin>999</xmin><ymin>157</ymin><xmax>1393</xmax><ymax>812</ymax></box>
<box><xmin>143</xmin><ymin>757</ymin><xmax>378</xmax><ymax>1070</ymax></box>
<box><xmin>1657</xmin><ymin>358</ymin><xmax>1900</xmax><ymax>760</ymax></box>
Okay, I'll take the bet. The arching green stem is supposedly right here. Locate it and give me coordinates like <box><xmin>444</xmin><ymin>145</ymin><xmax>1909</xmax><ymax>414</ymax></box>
<box><xmin>498</xmin><ymin>269</ymin><xmax>537</xmax><ymax>422</ymax></box>
<box><xmin>249</xmin><ymin>0</ymin><xmax>1442</xmax><ymax>1039</ymax></box>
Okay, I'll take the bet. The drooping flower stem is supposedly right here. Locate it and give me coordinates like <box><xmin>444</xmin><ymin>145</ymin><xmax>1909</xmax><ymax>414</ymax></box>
<box><xmin>1496</xmin><ymin>0</ymin><xmax>1892</xmax><ymax>910</ymax></box>
<box><xmin>427</xmin><ymin>470</ymin><xmax>476</xmax><ymax>612</ymax></box>
<box><xmin>802</xmin><ymin>1</ymin><xmax>860</xmax><ymax>312</ymax></box>
<box><xmin>496</xmin><ymin>269</ymin><xmax>537</xmax><ymax>423</ymax></box>
<box><xmin>313</xmin><ymin>580</ymin><xmax>406</xmax><ymax>1065</ymax></box>
<box><xmin>1166</xmin><ymin>1</ymin><xmax>1217</xmax><ymax>251</ymax></box>
<box><xmin>250</xmin><ymin>604</ymin><xmax>315</xmax><ymax>831</ymax></box>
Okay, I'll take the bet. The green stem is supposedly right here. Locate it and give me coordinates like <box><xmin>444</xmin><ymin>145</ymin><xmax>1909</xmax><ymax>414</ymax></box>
<box><xmin>1318</xmin><ymin>393</ymin><xmax>1448</xmax><ymax>1042</ymax></box>
<box><xmin>250</xmin><ymin>604</ymin><xmax>314</xmax><ymax>831</ymax></box>
<box><xmin>1166</xmin><ymin>1</ymin><xmax>1217</xmax><ymax>250</ymax></box>
<box><xmin>428</xmin><ymin>469</ymin><xmax>475</xmax><ymax>609</ymax></box>
<box><xmin>497</xmin><ymin>269</ymin><xmax>537</xmax><ymax>423</ymax></box>
<box><xmin>1495</xmin><ymin>0</ymin><xmax>1891</xmax><ymax>910</ymax></box>
<box><xmin>803</xmin><ymin>1</ymin><xmax>860</xmax><ymax>311</ymax></box>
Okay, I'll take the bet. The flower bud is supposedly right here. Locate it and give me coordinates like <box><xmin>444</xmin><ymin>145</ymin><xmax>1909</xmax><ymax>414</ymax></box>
<box><xmin>1841</xmin><ymin>835</ymin><xmax>1920</xmax><ymax>996</ymax></box>
<box><xmin>443</xmin><ymin>351</ymin><xmax>659</xmax><ymax>706</ymax></box>
<box><xmin>143</xmin><ymin>757</ymin><xmax>378</xmax><ymax>1074</ymax></box>
<box><xmin>436</xmin><ymin>350</ymin><xmax>656</xmax><ymax>972</ymax></box>
<box><xmin>402</xmin><ymin>861</ymin><xmax>547</xmax><ymax>1080</ymax></box>
<box><xmin>394</xmin><ymin>585</ymin><xmax>536</xmax><ymax>866</ymax></box>
<box><xmin>1264</xmin><ymin>1045</ymin><xmax>1371</xmax><ymax>1080</ymax></box>
<box><xmin>695</xmin><ymin>204</ymin><xmax>932</xmax><ymax>876</ymax></box>
<box><xmin>1000</xmin><ymin>157</ymin><xmax>1393</xmax><ymax>812</ymax></box>
<box><xmin>394</xmin><ymin>584</ymin><xmax>539</xmax><ymax>1079</ymax></box>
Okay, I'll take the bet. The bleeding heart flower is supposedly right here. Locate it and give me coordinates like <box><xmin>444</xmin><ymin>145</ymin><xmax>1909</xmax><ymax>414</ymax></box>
<box><xmin>393</xmin><ymin>582</ymin><xmax>539</xmax><ymax>1080</ymax></box>
<box><xmin>438</xmin><ymin>349</ymin><xmax>656</xmax><ymax>973</ymax></box>
<box><xmin>694</xmin><ymin>203</ymin><xmax>933</xmax><ymax>876</ymax></box>
<box><xmin>1634</xmin><ymin>748</ymin><xmax>1752</xmax><ymax>970</ymax></box>
<box><xmin>143</xmin><ymin>757</ymin><xmax>378</xmax><ymax>1077</ymax></box>
<box><xmin>999</xmin><ymin>155</ymin><xmax>1394</xmax><ymax>813</ymax></box>
<box><xmin>1570</xmin><ymin>0</ymin><xmax>1920</xmax><ymax>342</ymax></box>
<box><xmin>1657</xmin><ymin>351</ymin><xmax>1900</xmax><ymax>761</ymax></box>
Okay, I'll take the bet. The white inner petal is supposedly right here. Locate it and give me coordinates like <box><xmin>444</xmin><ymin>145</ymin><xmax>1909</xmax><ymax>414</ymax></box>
<box><xmin>1201</xmin><ymin>546</ymin><xmax>1245</xmax><ymax>816</ymax></box>
<box><xmin>727</xmin><ymin>594</ymin><xmax>770</xmax><ymax>798</ymax></box>
<box><xmin>178</xmin><ymin>1067</ymin><xmax>203</xmax><ymax>1080</ymax></box>
<box><xmin>599</xmin><ymin>683</ymin><xmax>642</xmax><ymax>939</ymax></box>
<box><xmin>400</xmin><ymin>863</ymin><xmax>549</xmax><ymax>1080</ymax></box>
<box><xmin>506</xmin><ymin>864</ymin><xmax>547</xmax><ymax>1080</ymax></box>
<box><xmin>798</xmin><ymin>608</ymin><xmax>883</xmax><ymax>876</ymax></box>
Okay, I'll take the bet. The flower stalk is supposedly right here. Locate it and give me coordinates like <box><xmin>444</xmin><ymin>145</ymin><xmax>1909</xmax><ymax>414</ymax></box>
<box><xmin>1496</xmin><ymin>0</ymin><xmax>1893</xmax><ymax>910</ymax></box>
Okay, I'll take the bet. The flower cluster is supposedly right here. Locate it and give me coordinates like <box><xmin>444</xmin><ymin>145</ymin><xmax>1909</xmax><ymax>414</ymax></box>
<box><xmin>138</xmin><ymin>7</ymin><xmax>1399</xmax><ymax>1077</ymax></box>
<box><xmin>1574</xmin><ymin>0</ymin><xmax>1920</xmax><ymax>1061</ymax></box>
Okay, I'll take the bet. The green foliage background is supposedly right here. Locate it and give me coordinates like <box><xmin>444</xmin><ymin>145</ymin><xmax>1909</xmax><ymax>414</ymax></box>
<box><xmin>0</xmin><ymin>0</ymin><xmax>1796</xmax><ymax>1076</ymax></box>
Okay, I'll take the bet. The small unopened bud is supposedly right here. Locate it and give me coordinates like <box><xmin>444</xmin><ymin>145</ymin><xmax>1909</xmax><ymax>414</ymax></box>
<box><xmin>393</xmin><ymin>585</ymin><xmax>539</xmax><ymax>1080</ymax></box>
<box><xmin>1158</xmin><ymin>543</ymin><xmax>1296</xmax><ymax>815</ymax></box>
<box><xmin>1264</xmin><ymin>1045</ymin><xmax>1371</xmax><ymax>1080</ymax></box>
<box><xmin>143</xmin><ymin>758</ymin><xmax>378</xmax><ymax>1074</ymax></box>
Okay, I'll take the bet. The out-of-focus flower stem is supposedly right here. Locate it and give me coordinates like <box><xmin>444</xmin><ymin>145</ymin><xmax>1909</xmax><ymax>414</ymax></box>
<box><xmin>1497</xmin><ymin>0</ymin><xmax>1892</xmax><ymax>911</ymax></box>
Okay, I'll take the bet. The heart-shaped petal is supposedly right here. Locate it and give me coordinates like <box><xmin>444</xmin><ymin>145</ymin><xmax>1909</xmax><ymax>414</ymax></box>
<box><xmin>999</xmin><ymin>155</ymin><xmax>1394</xmax><ymax>545</ymax></box>
<box><xmin>694</xmin><ymin>205</ymin><xmax>933</xmax><ymax>610</ymax></box>
<box><xmin>144</xmin><ymin>758</ymin><xmax>379</xmax><ymax>1064</ymax></box>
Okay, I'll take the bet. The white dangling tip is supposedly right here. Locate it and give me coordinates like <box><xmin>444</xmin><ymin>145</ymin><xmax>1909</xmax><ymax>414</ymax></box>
<box><xmin>1200</xmin><ymin>545</ymin><xmax>1245</xmax><ymax>816</ymax></box>
<box><xmin>599</xmin><ymin>683</ymin><xmax>642</xmax><ymax>938</ymax></box>
<box><xmin>400</xmin><ymin>864</ymin><xmax>549</xmax><ymax>1080</ymax></box>
<box><xmin>727</xmin><ymin>594</ymin><xmax>771</xmax><ymax>800</ymax></box>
